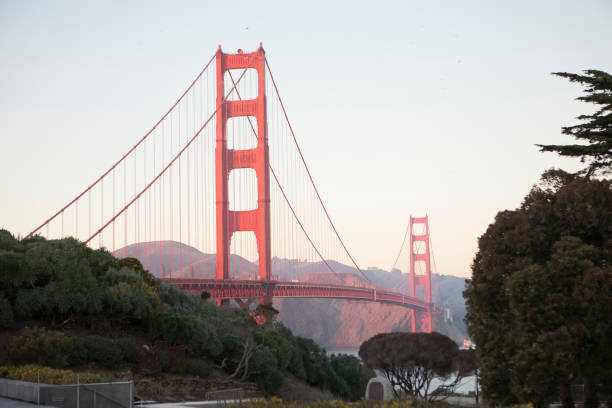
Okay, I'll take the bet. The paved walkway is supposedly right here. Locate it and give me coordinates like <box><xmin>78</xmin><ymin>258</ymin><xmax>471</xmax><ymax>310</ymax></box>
<box><xmin>0</xmin><ymin>396</ymin><xmax>47</xmax><ymax>407</ymax></box>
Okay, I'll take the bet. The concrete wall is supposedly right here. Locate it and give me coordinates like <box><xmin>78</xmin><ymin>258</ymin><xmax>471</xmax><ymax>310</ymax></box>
<box><xmin>0</xmin><ymin>378</ymin><xmax>133</xmax><ymax>408</ymax></box>
<box><xmin>0</xmin><ymin>379</ymin><xmax>38</xmax><ymax>403</ymax></box>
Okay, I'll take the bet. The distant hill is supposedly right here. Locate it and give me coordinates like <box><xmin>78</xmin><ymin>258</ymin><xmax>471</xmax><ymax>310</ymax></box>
<box><xmin>115</xmin><ymin>241</ymin><xmax>470</xmax><ymax>347</ymax></box>
<box><xmin>274</xmin><ymin>274</ymin><xmax>469</xmax><ymax>348</ymax></box>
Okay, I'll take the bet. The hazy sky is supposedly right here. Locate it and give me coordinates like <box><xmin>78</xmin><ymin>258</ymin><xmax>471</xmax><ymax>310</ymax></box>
<box><xmin>1</xmin><ymin>0</ymin><xmax>611</xmax><ymax>278</ymax></box>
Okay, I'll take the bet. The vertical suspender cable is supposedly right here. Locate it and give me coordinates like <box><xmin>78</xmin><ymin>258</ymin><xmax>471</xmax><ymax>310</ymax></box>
<box><xmin>153</xmin><ymin>129</ymin><xmax>156</xmax><ymax>274</ymax></box>
<box><xmin>75</xmin><ymin>201</ymin><xmax>78</xmax><ymax>239</ymax></box>
<box><xmin>170</xmin><ymin>112</ymin><xmax>174</xmax><ymax>277</ymax></box>
<box><xmin>160</xmin><ymin>122</ymin><xmax>164</xmax><ymax>276</ymax></box>
<box><xmin>179</xmin><ymin>103</ymin><xmax>182</xmax><ymax>276</ymax></box>
<box><xmin>123</xmin><ymin>159</ymin><xmax>127</xmax><ymax>257</ymax></box>
<box><xmin>100</xmin><ymin>179</ymin><xmax>104</xmax><ymax>248</ymax></box>
<box><xmin>112</xmin><ymin>168</ymin><xmax>116</xmax><ymax>252</ymax></box>
<box><xmin>187</xmin><ymin>93</ymin><xmax>191</xmax><ymax>274</ymax></box>
<box><xmin>144</xmin><ymin>136</ymin><xmax>147</xmax><ymax>268</ymax></box>
<box><xmin>134</xmin><ymin>147</ymin><xmax>138</xmax><ymax>262</ymax></box>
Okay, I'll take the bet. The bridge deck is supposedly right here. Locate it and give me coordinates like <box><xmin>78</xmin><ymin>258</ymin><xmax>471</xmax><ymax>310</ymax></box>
<box><xmin>162</xmin><ymin>278</ymin><xmax>431</xmax><ymax>312</ymax></box>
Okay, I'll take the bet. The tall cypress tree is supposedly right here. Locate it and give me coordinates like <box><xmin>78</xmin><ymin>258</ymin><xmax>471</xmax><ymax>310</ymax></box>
<box><xmin>537</xmin><ymin>70</ymin><xmax>612</xmax><ymax>178</ymax></box>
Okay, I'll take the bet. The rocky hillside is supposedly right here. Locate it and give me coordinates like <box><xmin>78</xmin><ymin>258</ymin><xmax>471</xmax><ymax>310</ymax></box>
<box><xmin>116</xmin><ymin>241</ymin><xmax>470</xmax><ymax>348</ymax></box>
<box><xmin>273</xmin><ymin>274</ymin><xmax>469</xmax><ymax>349</ymax></box>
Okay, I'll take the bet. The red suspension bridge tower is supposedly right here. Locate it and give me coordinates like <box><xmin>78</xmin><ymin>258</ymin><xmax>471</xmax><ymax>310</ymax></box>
<box><xmin>410</xmin><ymin>216</ymin><xmax>433</xmax><ymax>332</ymax></box>
<box><xmin>215</xmin><ymin>45</ymin><xmax>272</xmax><ymax>306</ymax></box>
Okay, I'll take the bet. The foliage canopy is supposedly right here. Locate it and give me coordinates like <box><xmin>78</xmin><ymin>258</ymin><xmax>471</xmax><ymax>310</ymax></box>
<box><xmin>538</xmin><ymin>70</ymin><xmax>612</xmax><ymax>178</ymax></box>
<box><xmin>464</xmin><ymin>171</ymin><xmax>612</xmax><ymax>408</ymax></box>
<box><xmin>359</xmin><ymin>331</ymin><xmax>476</xmax><ymax>401</ymax></box>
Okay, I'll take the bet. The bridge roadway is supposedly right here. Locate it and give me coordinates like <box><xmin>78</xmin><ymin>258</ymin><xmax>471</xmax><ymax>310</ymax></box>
<box><xmin>161</xmin><ymin>278</ymin><xmax>431</xmax><ymax>312</ymax></box>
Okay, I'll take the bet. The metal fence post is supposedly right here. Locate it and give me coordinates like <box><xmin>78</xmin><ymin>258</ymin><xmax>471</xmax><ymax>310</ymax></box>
<box><xmin>37</xmin><ymin>369</ymin><xmax>40</xmax><ymax>407</ymax></box>
<box><xmin>77</xmin><ymin>374</ymin><xmax>80</xmax><ymax>408</ymax></box>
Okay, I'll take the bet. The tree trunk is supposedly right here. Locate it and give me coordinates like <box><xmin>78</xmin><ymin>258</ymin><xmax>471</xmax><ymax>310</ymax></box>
<box><xmin>560</xmin><ymin>382</ymin><xmax>575</xmax><ymax>408</ymax></box>
<box><xmin>584</xmin><ymin>377</ymin><xmax>598</xmax><ymax>408</ymax></box>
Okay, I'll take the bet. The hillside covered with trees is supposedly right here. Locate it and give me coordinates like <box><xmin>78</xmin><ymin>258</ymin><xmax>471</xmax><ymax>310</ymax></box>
<box><xmin>0</xmin><ymin>230</ymin><xmax>372</xmax><ymax>402</ymax></box>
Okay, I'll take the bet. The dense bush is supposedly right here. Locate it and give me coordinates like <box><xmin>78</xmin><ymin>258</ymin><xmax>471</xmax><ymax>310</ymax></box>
<box><xmin>245</xmin><ymin>346</ymin><xmax>285</xmax><ymax>394</ymax></box>
<box><xmin>219</xmin><ymin>332</ymin><xmax>246</xmax><ymax>373</ymax></box>
<box><xmin>8</xmin><ymin>328</ymin><xmax>142</xmax><ymax>369</ymax></box>
<box><xmin>185</xmin><ymin>358</ymin><xmax>211</xmax><ymax>378</ymax></box>
<box><xmin>0</xmin><ymin>295</ymin><xmax>14</xmax><ymax>329</ymax></box>
<box><xmin>226</xmin><ymin>397</ymin><xmax>431</xmax><ymax>408</ymax></box>
<box><xmin>7</xmin><ymin>327</ymin><xmax>72</xmax><ymax>368</ymax></box>
<box><xmin>0</xmin><ymin>365</ymin><xmax>109</xmax><ymax>384</ymax></box>
<box><xmin>115</xmin><ymin>337</ymin><xmax>141</xmax><ymax>364</ymax></box>
<box><xmin>113</xmin><ymin>257</ymin><xmax>159</xmax><ymax>288</ymax></box>
<box><xmin>82</xmin><ymin>336</ymin><xmax>124</xmax><ymax>368</ymax></box>
<box><xmin>104</xmin><ymin>267</ymin><xmax>160</xmax><ymax>322</ymax></box>
<box><xmin>0</xmin><ymin>249</ymin><xmax>25</xmax><ymax>297</ymax></box>
<box><xmin>255</xmin><ymin>325</ymin><xmax>295</xmax><ymax>371</ymax></box>
<box><xmin>158</xmin><ymin>283</ymin><xmax>200</xmax><ymax>315</ymax></box>
<box><xmin>263</xmin><ymin>370</ymin><xmax>285</xmax><ymax>395</ymax></box>
<box><xmin>13</xmin><ymin>239</ymin><xmax>105</xmax><ymax>319</ymax></box>
<box><xmin>68</xmin><ymin>336</ymin><xmax>89</xmax><ymax>366</ymax></box>
<box><xmin>149</xmin><ymin>307</ymin><xmax>221</xmax><ymax>358</ymax></box>
<box><xmin>330</xmin><ymin>353</ymin><xmax>372</xmax><ymax>401</ymax></box>
<box><xmin>74</xmin><ymin>335</ymin><xmax>141</xmax><ymax>367</ymax></box>
<box><xmin>141</xmin><ymin>340</ymin><xmax>186</xmax><ymax>374</ymax></box>
<box><xmin>237</xmin><ymin>324</ymin><xmax>367</xmax><ymax>398</ymax></box>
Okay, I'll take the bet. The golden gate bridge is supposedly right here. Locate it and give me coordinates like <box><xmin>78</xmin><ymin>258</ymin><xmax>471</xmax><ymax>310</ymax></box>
<box><xmin>26</xmin><ymin>44</ymin><xmax>434</xmax><ymax>332</ymax></box>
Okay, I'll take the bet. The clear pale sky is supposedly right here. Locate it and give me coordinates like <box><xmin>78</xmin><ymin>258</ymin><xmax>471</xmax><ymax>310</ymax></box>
<box><xmin>1</xmin><ymin>0</ymin><xmax>610</xmax><ymax>278</ymax></box>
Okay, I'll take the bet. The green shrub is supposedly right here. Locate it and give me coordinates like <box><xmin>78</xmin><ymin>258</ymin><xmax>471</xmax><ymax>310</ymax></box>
<box><xmin>227</xmin><ymin>398</ymin><xmax>425</xmax><ymax>408</ymax></box>
<box><xmin>218</xmin><ymin>333</ymin><xmax>245</xmax><ymax>373</ymax></box>
<box><xmin>20</xmin><ymin>239</ymin><xmax>104</xmax><ymax>318</ymax></box>
<box><xmin>104</xmin><ymin>267</ymin><xmax>160</xmax><ymax>322</ymax></box>
<box><xmin>264</xmin><ymin>369</ymin><xmax>285</xmax><ymax>395</ymax></box>
<box><xmin>330</xmin><ymin>353</ymin><xmax>373</xmax><ymax>401</ymax></box>
<box><xmin>81</xmin><ymin>336</ymin><xmax>123</xmax><ymax>368</ymax></box>
<box><xmin>7</xmin><ymin>327</ymin><xmax>72</xmax><ymax>368</ymax></box>
<box><xmin>113</xmin><ymin>257</ymin><xmax>159</xmax><ymax>288</ymax></box>
<box><xmin>68</xmin><ymin>336</ymin><xmax>89</xmax><ymax>366</ymax></box>
<box><xmin>115</xmin><ymin>337</ymin><xmax>141</xmax><ymax>364</ymax></box>
<box><xmin>249</xmin><ymin>347</ymin><xmax>279</xmax><ymax>392</ymax></box>
<box><xmin>255</xmin><ymin>324</ymin><xmax>296</xmax><ymax>371</ymax></box>
<box><xmin>14</xmin><ymin>288</ymin><xmax>46</xmax><ymax>319</ymax></box>
<box><xmin>158</xmin><ymin>284</ymin><xmax>199</xmax><ymax>315</ymax></box>
<box><xmin>0</xmin><ymin>295</ymin><xmax>14</xmax><ymax>329</ymax></box>
<box><xmin>68</xmin><ymin>335</ymin><xmax>141</xmax><ymax>367</ymax></box>
<box><xmin>185</xmin><ymin>358</ymin><xmax>211</xmax><ymax>378</ymax></box>
<box><xmin>0</xmin><ymin>249</ymin><xmax>25</xmax><ymax>294</ymax></box>
<box><xmin>149</xmin><ymin>307</ymin><xmax>221</xmax><ymax>357</ymax></box>
<box><xmin>141</xmin><ymin>340</ymin><xmax>186</xmax><ymax>374</ymax></box>
<box><xmin>0</xmin><ymin>229</ymin><xmax>21</xmax><ymax>252</ymax></box>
